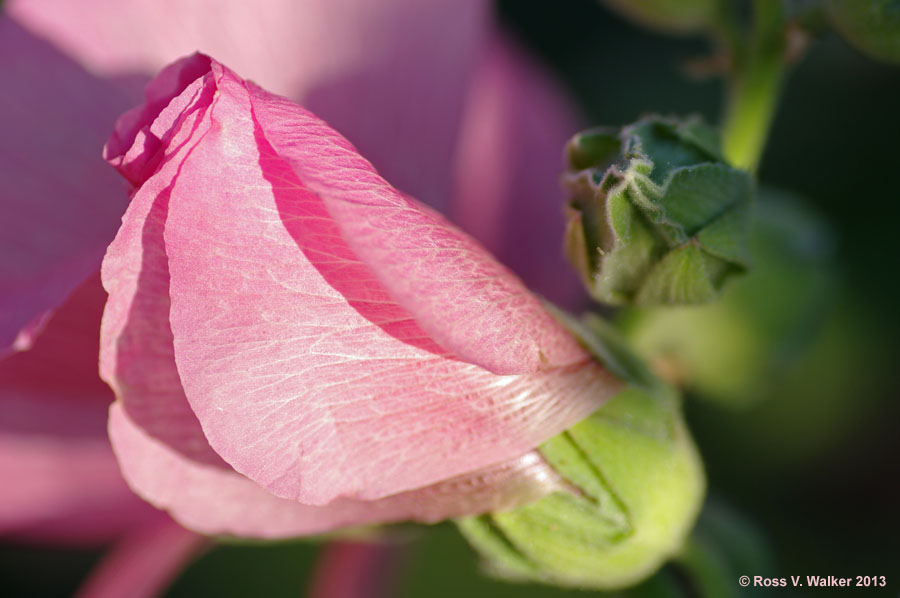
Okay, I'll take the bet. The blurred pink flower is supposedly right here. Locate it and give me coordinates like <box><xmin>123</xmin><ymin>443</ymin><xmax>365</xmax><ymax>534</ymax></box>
<box><xmin>0</xmin><ymin>13</ymin><xmax>206</xmax><ymax>595</ymax></box>
<box><xmin>2</xmin><ymin>0</ymin><xmax>594</xmax><ymax>589</ymax></box>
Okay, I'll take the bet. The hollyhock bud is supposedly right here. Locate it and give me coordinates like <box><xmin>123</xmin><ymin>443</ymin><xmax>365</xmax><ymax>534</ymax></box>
<box><xmin>563</xmin><ymin>116</ymin><xmax>753</xmax><ymax>306</ymax></box>
<box><xmin>100</xmin><ymin>53</ymin><xmax>623</xmax><ymax>536</ymax></box>
<box><xmin>99</xmin><ymin>54</ymin><xmax>705</xmax><ymax>590</ymax></box>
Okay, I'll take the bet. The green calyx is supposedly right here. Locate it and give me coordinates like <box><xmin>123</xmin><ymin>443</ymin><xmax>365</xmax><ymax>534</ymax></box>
<box><xmin>456</xmin><ymin>316</ymin><xmax>705</xmax><ymax>589</ymax></box>
<box><xmin>564</xmin><ymin>115</ymin><xmax>753</xmax><ymax>307</ymax></box>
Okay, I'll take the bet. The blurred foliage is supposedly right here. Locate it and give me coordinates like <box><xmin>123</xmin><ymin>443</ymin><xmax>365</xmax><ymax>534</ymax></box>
<box><xmin>598</xmin><ymin>0</ymin><xmax>722</xmax><ymax>35</ymax></box>
<box><xmin>826</xmin><ymin>0</ymin><xmax>900</xmax><ymax>64</ymax></box>
<box><xmin>618</xmin><ymin>189</ymin><xmax>836</xmax><ymax>406</ymax></box>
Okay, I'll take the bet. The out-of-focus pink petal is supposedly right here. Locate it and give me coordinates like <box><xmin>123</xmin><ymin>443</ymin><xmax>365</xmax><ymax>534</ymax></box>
<box><xmin>0</xmin><ymin>16</ymin><xmax>133</xmax><ymax>354</ymax></box>
<box><xmin>453</xmin><ymin>35</ymin><xmax>587</xmax><ymax>310</ymax></box>
<box><xmin>307</xmin><ymin>541</ymin><xmax>407</xmax><ymax>598</ymax></box>
<box><xmin>1</xmin><ymin>275</ymin><xmax>111</xmax><ymax>414</ymax></box>
<box><xmin>0</xmin><ymin>434</ymin><xmax>145</xmax><ymax>545</ymax></box>
<box><xmin>116</xmin><ymin>58</ymin><xmax>612</xmax><ymax>504</ymax></box>
<box><xmin>109</xmin><ymin>403</ymin><xmax>565</xmax><ymax>538</ymax></box>
<box><xmin>0</xmin><ymin>277</ymin><xmax>150</xmax><ymax>545</ymax></box>
<box><xmin>75</xmin><ymin>515</ymin><xmax>207</xmax><ymax>598</ymax></box>
<box><xmin>8</xmin><ymin>0</ymin><xmax>488</xmax><ymax>212</ymax></box>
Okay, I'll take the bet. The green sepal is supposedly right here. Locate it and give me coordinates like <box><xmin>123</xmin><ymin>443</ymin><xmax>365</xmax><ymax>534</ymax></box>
<box><xmin>564</xmin><ymin>116</ymin><xmax>753</xmax><ymax>307</ymax></box>
<box><xmin>456</xmin><ymin>317</ymin><xmax>704</xmax><ymax>590</ymax></box>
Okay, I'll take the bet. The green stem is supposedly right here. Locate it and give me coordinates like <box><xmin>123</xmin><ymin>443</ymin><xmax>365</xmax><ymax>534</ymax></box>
<box><xmin>720</xmin><ymin>0</ymin><xmax>787</xmax><ymax>172</ymax></box>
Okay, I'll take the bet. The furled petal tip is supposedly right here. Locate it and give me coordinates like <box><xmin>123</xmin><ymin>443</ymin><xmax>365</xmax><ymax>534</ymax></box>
<box><xmin>101</xmin><ymin>53</ymin><xmax>619</xmax><ymax>534</ymax></box>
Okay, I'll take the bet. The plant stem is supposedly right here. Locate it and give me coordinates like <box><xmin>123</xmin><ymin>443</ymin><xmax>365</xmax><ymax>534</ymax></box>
<box><xmin>720</xmin><ymin>0</ymin><xmax>787</xmax><ymax>172</ymax></box>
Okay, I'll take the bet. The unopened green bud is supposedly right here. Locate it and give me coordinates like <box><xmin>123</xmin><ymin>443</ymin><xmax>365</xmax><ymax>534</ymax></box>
<box><xmin>456</xmin><ymin>317</ymin><xmax>704</xmax><ymax>589</ymax></box>
<box><xmin>564</xmin><ymin>116</ymin><xmax>753</xmax><ymax>306</ymax></box>
<box><xmin>619</xmin><ymin>189</ymin><xmax>835</xmax><ymax>407</ymax></box>
<box><xmin>827</xmin><ymin>0</ymin><xmax>900</xmax><ymax>64</ymax></box>
<box><xmin>599</xmin><ymin>0</ymin><xmax>722</xmax><ymax>35</ymax></box>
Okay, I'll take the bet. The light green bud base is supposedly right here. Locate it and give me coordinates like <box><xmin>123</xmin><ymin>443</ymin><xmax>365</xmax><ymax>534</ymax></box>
<box><xmin>456</xmin><ymin>317</ymin><xmax>704</xmax><ymax>589</ymax></box>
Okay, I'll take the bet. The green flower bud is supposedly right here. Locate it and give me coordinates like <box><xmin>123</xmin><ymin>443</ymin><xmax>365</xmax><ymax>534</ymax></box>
<box><xmin>456</xmin><ymin>317</ymin><xmax>704</xmax><ymax>589</ymax></box>
<box><xmin>599</xmin><ymin>0</ymin><xmax>722</xmax><ymax>35</ymax></box>
<box><xmin>618</xmin><ymin>189</ymin><xmax>836</xmax><ymax>407</ymax></box>
<box><xmin>564</xmin><ymin>116</ymin><xmax>754</xmax><ymax>306</ymax></box>
<box><xmin>827</xmin><ymin>0</ymin><xmax>900</xmax><ymax>64</ymax></box>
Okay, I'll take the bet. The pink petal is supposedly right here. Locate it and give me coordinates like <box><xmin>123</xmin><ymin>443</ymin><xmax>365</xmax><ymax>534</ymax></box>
<box><xmin>75</xmin><ymin>515</ymin><xmax>207</xmax><ymax>598</ymax></box>
<box><xmin>0</xmin><ymin>434</ymin><xmax>146</xmax><ymax>545</ymax></box>
<box><xmin>8</xmin><ymin>0</ymin><xmax>489</xmax><ymax>212</ymax></box>
<box><xmin>307</xmin><ymin>541</ymin><xmax>407</xmax><ymax>598</ymax></box>
<box><xmin>101</xmin><ymin>55</ymin><xmax>615</xmax><ymax>506</ymax></box>
<box><xmin>1</xmin><ymin>275</ymin><xmax>111</xmax><ymax>415</ymax></box>
<box><xmin>100</xmin><ymin>56</ymin><xmax>224</xmax><ymax>467</ymax></box>
<box><xmin>0</xmin><ymin>277</ymin><xmax>151</xmax><ymax>545</ymax></box>
<box><xmin>0</xmin><ymin>16</ymin><xmax>132</xmax><ymax>354</ymax></box>
<box><xmin>452</xmin><ymin>34</ymin><xmax>587</xmax><ymax>310</ymax></box>
<box><xmin>109</xmin><ymin>403</ymin><xmax>565</xmax><ymax>538</ymax></box>
<box><xmin>158</xmin><ymin>60</ymin><xmax>608</xmax><ymax>504</ymax></box>
<box><xmin>223</xmin><ymin>66</ymin><xmax>587</xmax><ymax>376</ymax></box>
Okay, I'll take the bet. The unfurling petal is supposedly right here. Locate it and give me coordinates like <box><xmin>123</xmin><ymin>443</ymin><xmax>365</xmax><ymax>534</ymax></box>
<box><xmin>102</xmin><ymin>55</ymin><xmax>616</xmax><ymax>509</ymax></box>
